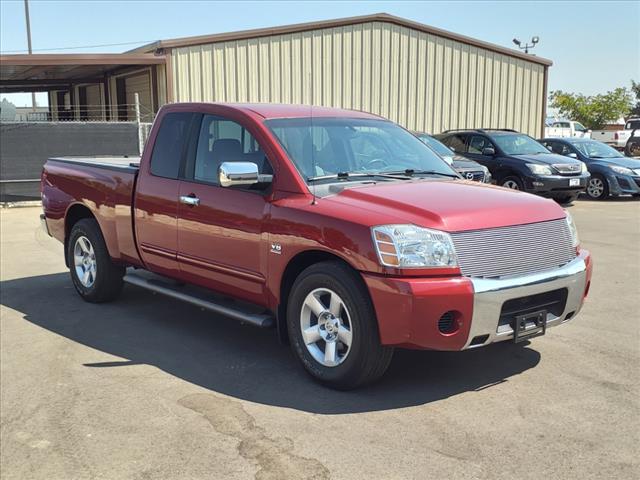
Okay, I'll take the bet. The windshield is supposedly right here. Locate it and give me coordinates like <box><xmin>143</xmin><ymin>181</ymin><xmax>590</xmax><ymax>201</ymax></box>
<box><xmin>493</xmin><ymin>134</ymin><xmax>549</xmax><ymax>155</ymax></box>
<box><xmin>417</xmin><ymin>134</ymin><xmax>454</xmax><ymax>157</ymax></box>
<box><xmin>573</xmin><ymin>141</ymin><xmax>623</xmax><ymax>159</ymax></box>
<box><xmin>574</xmin><ymin>122</ymin><xmax>587</xmax><ymax>132</ymax></box>
<box><xmin>266</xmin><ymin>117</ymin><xmax>455</xmax><ymax>182</ymax></box>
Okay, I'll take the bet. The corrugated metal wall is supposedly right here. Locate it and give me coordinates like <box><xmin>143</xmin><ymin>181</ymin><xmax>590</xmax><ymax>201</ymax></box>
<box><xmin>170</xmin><ymin>21</ymin><xmax>546</xmax><ymax>137</ymax></box>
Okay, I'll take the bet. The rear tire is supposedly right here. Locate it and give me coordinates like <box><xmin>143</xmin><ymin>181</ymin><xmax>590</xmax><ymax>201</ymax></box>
<box><xmin>67</xmin><ymin>218</ymin><xmax>124</xmax><ymax>303</ymax></box>
<box><xmin>625</xmin><ymin>139</ymin><xmax>640</xmax><ymax>157</ymax></box>
<box><xmin>500</xmin><ymin>176</ymin><xmax>524</xmax><ymax>190</ymax></box>
<box><xmin>586</xmin><ymin>174</ymin><xmax>609</xmax><ymax>200</ymax></box>
<box><xmin>287</xmin><ymin>261</ymin><xmax>394</xmax><ymax>390</ymax></box>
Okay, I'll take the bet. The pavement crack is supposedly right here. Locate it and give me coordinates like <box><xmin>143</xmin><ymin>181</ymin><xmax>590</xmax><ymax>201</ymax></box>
<box><xmin>178</xmin><ymin>393</ymin><xmax>330</xmax><ymax>480</ymax></box>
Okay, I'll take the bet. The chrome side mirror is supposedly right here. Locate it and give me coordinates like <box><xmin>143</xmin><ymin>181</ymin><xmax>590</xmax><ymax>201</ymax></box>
<box><xmin>568</xmin><ymin>153</ymin><xmax>578</xmax><ymax>159</ymax></box>
<box><xmin>219</xmin><ymin>162</ymin><xmax>272</xmax><ymax>187</ymax></box>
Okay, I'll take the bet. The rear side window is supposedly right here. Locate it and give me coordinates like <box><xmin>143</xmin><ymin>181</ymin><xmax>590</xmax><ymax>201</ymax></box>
<box><xmin>442</xmin><ymin>134</ymin><xmax>467</xmax><ymax>153</ymax></box>
<box><xmin>150</xmin><ymin>112</ymin><xmax>194</xmax><ymax>178</ymax></box>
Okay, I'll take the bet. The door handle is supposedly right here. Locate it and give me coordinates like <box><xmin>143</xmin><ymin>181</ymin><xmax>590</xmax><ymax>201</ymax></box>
<box><xmin>179</xmin><ymin>195</ymin><xmax>200</xmax><ymax>206</ymax></box>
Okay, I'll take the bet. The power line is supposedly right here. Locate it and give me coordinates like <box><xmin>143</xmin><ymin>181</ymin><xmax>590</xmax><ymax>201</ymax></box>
<box><xmin>1</xmin><ymin>39</ymin><xmax>156</xmax><ymax>54</ymax></box>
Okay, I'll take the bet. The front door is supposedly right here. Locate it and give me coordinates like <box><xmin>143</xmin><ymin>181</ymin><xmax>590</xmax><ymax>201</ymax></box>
<box><xmin>135</xmin><ymin>111</ymin><xmax>195</xmax><ymax>277</ymax></box>
<box><xmin>466</xmin><ymin>134</ymin><xmax>499</xmax><ymax>172</ymax></box>
<box><xmin>176</xmin><ymin>114</ymin><xmax>273</xmax><ymax>306</ymax></box>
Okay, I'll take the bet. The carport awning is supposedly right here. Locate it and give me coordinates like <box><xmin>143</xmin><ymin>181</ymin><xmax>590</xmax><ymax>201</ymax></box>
<box><xmin>0</xmin><ymin>53</ymin><xmax>166</xmax><ymax>92</ymax></box>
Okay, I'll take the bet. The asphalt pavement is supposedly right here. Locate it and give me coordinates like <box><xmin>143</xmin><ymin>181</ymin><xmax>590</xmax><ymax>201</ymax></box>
<box><xmin>1</xmin><ymin>199</ymin><xmax>638</xmax><ymax>480</ymax></box>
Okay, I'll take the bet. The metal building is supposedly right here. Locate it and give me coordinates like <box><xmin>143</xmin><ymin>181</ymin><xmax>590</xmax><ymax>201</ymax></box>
<box><xmin>0</xmin><ymin>13</ymin><xmax>552</xmax><ymax>136</ymax></box>
<box><xmin>134</xmin><ymin>13</ymin><xmax>552</xmax><ymax>137</ymax></box>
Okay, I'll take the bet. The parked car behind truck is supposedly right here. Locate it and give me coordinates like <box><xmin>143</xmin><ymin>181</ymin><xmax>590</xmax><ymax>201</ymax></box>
<box><xmin>413</xmin><ymin>132</ymin><xmax>491</xmax><ymax>183</ymax></box>
<box><xmin>540</xmin><ymin>137</ymin><xmax>640</xmax><ymax>199</ymax></box>
<box><xmin>41</xmin><ymin>103</ymin><xmax>593</xmax><ymax>389</ymax></box>
<box><xmin>435</xmin><ymin>129</ymin><xmax>590</xmax><ymax>204</ymax></box>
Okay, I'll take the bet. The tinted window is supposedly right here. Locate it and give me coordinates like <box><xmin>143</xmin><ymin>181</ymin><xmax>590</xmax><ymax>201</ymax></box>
<box><xmin>150</xmin><ymin>112</ymin><xmax>193</xmax><ymax>178</ymax></box>
<box><xmin>546</xmin><ymin>141</ymin><xmax>571</xmax><ymax>155</ymax></box>
<box><xmin>441</xmin><ymin>134</ymin><xmax>467</xmax><ymax>153</ymax></box>
<box><xmin>626</xmin><ymin>120</ymin><xmax>640</xmax><ymax>130</ymax></box>
<box><xmin>468</xmin><ymin>135</ymin><xmax>492</xmax><ymax>154</ymax></box>
<box><xmin>193</xmin><ymin>115</ymin><xmax>271</xmax><ymax>184</ymax></box>
<box><xmin>492</xmin><ymin>134</ymin><xmax>549</xmax><ymax>155</ymax></box>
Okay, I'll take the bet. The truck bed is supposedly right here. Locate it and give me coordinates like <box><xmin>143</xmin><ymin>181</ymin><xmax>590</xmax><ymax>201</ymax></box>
<box><xmin>42</xmin><ymin>155</ymin><xmax>142</xmax><ymax>267</ymax></box>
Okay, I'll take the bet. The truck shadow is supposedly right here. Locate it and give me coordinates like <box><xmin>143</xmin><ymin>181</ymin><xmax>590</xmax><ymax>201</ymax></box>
<box><xmin>1</xmin><ymin>273</ymin><xmax>541</xmax><ymax>414</ymax></box>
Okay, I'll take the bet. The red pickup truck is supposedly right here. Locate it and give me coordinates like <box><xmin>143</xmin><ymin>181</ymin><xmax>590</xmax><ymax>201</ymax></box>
<box><xmin>41</xmin><ymin>103</ymin><xmax>593</xmax><ymax>389</ymax></box>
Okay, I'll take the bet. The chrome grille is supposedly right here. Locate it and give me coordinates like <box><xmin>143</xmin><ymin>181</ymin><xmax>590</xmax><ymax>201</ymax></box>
<box><xmin>552</xmin><ymin>163</ymin><xmax>582</xmax><ymax>175</ymax></box>
<box><xmin>450</xmin><ymin>219</ymin><xmax>576</xmax><ymax>278</ymax></box>
<box><xmin>459</xmin><ymin>169</ymin><xmax>485</xmax><ymax>182</ymax></box>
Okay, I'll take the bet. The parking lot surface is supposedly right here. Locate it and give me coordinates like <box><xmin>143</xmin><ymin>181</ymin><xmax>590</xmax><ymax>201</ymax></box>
<box><xmin>1</xmin><ymin>200</ymin><xmax>639</xmax><ymax>480</ymax></box>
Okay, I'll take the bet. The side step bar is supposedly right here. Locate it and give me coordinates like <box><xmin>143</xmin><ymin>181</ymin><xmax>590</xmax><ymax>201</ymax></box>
<box><xmin>123</xmin><ymin>272</ymin><xmax>274</xmax><ymax>329</ymax></box>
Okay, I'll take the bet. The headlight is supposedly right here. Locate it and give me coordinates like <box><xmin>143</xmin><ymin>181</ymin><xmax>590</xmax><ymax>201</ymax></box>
<box><xmin>526</xmin><ymin>163</ymin><xmax>554</xmax><ymax>175</ymax></box>
<box><xmin>610</xmin><ymin>165</ymin><xmax>633</xmax><ymax>175</ymax></box>
<box><xmin>579</xmin><ymin>162</ymin><xmax>589</xmax><ymax>174</ymax></box>
<box><xmin>372</xmin><ymin>224</ymin><xmax>457</xmax><ymax>268</ymax></box>
<box><xmin>565</xmin><ymin>211</ymin><xmax>579</xmax><ymax>249</ymax></box>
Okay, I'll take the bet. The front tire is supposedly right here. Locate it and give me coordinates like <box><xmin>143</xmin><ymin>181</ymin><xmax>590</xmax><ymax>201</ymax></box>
<box><xmin>586</xmin><ymin>174</ymin><xmax>609</xmax><ymax>200</ymax></box>
<box><xmin>555</xmin><ymin>194</ymin><xmax>578</xmax><ymax>205</ymax></box>
<box><xmin>67</xmin><ymin>218</ymin><xmax>124</xmax><ymax>303</ymax></box>
<box><xmin>287</xmin><ymin>261</ymin><xmax>394</xmax><ymax>390</ymax></box>
<box><xmin>500</xmin><ymin>176</ymin><xmax>524</xmax><ymax>190</ymax></box>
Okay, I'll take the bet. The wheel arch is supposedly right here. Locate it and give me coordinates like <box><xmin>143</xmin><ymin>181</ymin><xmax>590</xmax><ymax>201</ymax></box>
<box><xmin>276</xmin><ymin>249</ymin><xmax>364</xmax><ymax>344</ymax></box>
<box><xmin>64</xmin><ymin>203</ymin><xmax>97</xmax><ymax>268</ymax></box>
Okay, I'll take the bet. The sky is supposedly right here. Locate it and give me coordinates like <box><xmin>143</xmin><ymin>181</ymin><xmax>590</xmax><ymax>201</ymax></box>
<box><xmin>1</xmin><ymin>0</ymin><xmax>638</xmax><ymax>107</ymax></box>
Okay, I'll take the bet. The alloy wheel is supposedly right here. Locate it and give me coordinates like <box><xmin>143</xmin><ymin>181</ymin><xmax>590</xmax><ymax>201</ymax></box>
<box><xmin>502</xmin><ymin>179</ymin><xmax>520</xmax><ymax>190</ymax></box>
<box><xmin>300</xmin><ymin>288</ymin><xmax>353</xmax><ymax>367</ymax></box>
<box><xmin>587</xmin><ymin>178</ymin><xmax>605</xmax><ymax>199</ymax></box>
<box><xmin>73</xmin><ymin>236</ymin><xmax>97</xmax><ymax>287</ymax></box>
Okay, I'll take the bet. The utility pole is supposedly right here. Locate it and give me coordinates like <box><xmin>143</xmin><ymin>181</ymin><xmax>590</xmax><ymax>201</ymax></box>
<box><xmin>24</xmin><ymin>0</ymin><xmax>36</xmax><ymax>112</ymax></box>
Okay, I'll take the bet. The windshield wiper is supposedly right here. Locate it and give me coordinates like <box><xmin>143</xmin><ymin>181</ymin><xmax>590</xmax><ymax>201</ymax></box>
<box><xmin>384</xmin><ymin>169</ymin><xmax>460</xmax><ymax>179</ymax></box>
<box><xmin>307</xmin><ymin>172</ymin><xmax>412</xmax><ymax>182</ymax></box>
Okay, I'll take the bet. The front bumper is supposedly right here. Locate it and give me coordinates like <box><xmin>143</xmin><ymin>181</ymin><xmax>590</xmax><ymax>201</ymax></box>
<box><xmin>606</xmin><ymin>173</ymin><xmax>640</xmax><ymax>196</ymax></box>
<box><xmin>524</xmin><ymin>173</ymin><xmax>590</xmax><ymax>196</ymax></box>
<box><xmin>363</xmin><ymin>250</ymin><xmax>592</xmax><ymax>351</ymax></box>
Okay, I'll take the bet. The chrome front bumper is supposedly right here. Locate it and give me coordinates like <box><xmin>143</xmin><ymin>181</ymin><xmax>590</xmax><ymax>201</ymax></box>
<box><xmin>463</xmin><ymin>253</ymin><xmax>588</xmax><ymax>349</ymax></box>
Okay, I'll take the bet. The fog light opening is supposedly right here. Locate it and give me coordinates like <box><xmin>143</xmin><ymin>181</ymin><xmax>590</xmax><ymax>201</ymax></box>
<box><xmin>438</xmin><ymin>311</ymin><xmax>459</xmax><ymax>335</ymax></box>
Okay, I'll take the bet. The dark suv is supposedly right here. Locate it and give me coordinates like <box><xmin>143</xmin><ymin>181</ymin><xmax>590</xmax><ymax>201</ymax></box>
<box><xmin>435</xmin><ymin>129</ymin><xmax>590</xmax><ymax>204</ymax></box>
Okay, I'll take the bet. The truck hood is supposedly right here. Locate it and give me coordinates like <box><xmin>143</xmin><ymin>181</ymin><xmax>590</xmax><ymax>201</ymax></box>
<box><xmin>325</xmin><ymin>179</ymin><xmax>565</xmax><ymax>232</ymax></box>
<box><xmin>511</xmin><ymin>152</ymin><xmax>581</xmax><ymax>165</ymax></box>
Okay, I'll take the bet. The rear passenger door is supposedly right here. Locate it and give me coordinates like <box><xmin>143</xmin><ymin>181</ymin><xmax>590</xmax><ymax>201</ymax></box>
<box><xmin>176</xmin><ymin>114</ymin><xmax>273</xmax><ymax>306</ymax></box>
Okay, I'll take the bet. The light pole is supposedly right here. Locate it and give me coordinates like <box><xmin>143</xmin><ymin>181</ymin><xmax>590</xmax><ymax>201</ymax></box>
<box><xmin>24</xmin><ymin>0</ymin><xmax>36</xmax><ymax>112</ymax></box>
<box><xmin>512</xmin><ymin>36</ymin><xmax>540</xmax><ymax>54</ymax></box>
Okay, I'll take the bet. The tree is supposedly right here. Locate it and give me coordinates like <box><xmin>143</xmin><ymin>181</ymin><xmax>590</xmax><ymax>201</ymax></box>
<box><xmin>630</xmin><ymin>80</ymin><xmax>640</xmax><ymax>117</ymax></box>
<box><xmin>548</xmin><ymin>87</ymin><xmax>633</xmax><ymax>129</ymax></box>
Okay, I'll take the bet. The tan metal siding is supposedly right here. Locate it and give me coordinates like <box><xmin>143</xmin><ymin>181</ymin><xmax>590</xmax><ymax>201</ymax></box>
<box><xmin>170</xmin><ymin>21</ymin><xmax>545</xmax><ymax>137</ymax></box>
